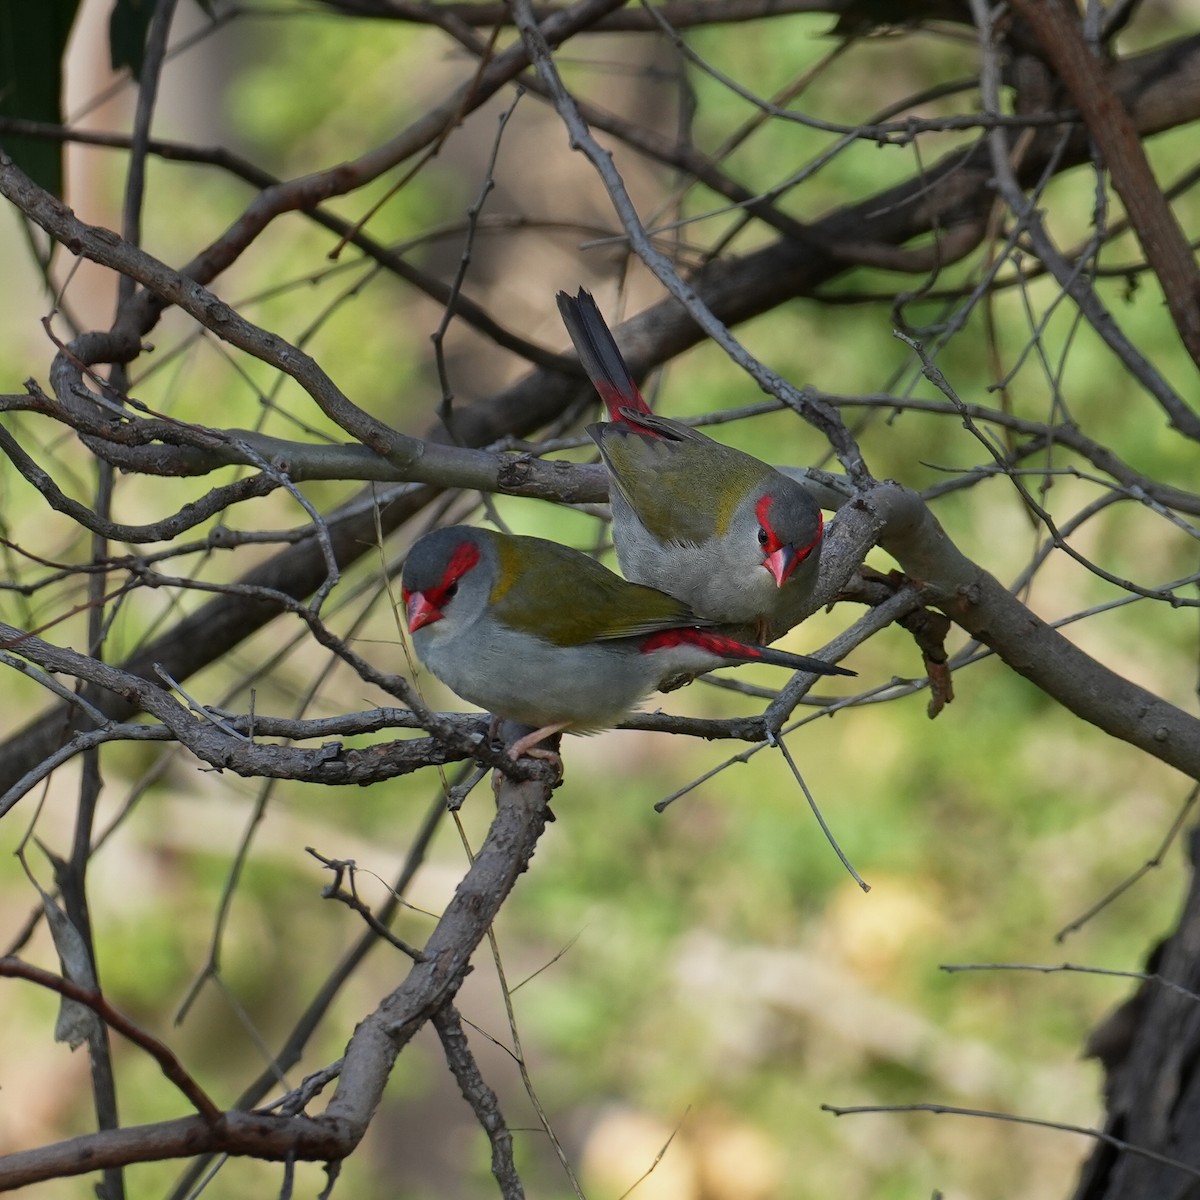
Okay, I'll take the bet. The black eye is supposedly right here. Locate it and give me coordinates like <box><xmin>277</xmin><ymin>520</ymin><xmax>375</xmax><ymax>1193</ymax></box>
<box><xmin>444</xmin><ymin>580</ymin><xmax>459</xmax><ymax>599</ymax></box>
<box><xmin>757</xmin><ymin>527</ymin><xmax>770</xmax><ymax>546</ymax></box>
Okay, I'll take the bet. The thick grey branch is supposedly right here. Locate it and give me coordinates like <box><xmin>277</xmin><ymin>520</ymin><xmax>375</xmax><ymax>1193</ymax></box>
<box><xmin>829</xmin><ymin>485</ymin><xmax>1200</xmax><ymax>782</ymax></box>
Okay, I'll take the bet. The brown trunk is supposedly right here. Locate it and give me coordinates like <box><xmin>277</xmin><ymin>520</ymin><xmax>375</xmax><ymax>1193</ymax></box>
<box><xmin>1075</xmin><ymin>828</ymin><xmax>1200</xmax><ymax>1200</ymax></box>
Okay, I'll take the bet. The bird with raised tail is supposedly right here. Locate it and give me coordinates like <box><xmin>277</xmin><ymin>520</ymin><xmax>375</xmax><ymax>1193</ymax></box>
<box><xmin>402</xmin><ymin>526</ymin><xmax>854</xmax><ymax>762</ymax></box>
<box><xmin>557</xmin><ymin>288</ymin><xmax>825</xmax><ymax>645</ymax></box>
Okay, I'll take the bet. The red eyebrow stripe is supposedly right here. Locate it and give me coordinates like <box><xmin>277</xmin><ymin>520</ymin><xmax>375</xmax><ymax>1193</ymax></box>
<box><xmin>756</xmin><ymin>495</ymin><xmax>824</xmax><ymax>560</ymax></box>
<box><xmin>755</xmin><ymin>493</ymin><xmax>781</xmax><ymax>553</ymax></box>
<box><xmin>444</xmin><ymin>540</ymin><xmax>481</xmax><ymax>582</ymax></box>
<box><xmin>755</xmin><ymin>493</ymin><xmax>773</xmax><ymax>527</ymax></box>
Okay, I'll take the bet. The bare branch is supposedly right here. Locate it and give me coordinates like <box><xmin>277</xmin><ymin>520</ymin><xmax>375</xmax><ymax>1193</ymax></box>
<box><xmin>0</xmin><ymin>956</ymin><xmax>220</xmax><ymax>1123</ymax></box>
<box><xmin>822</xmin><ymin>1102</ymin><xmax>1200</xmax><ymax>1183</ymax></box>
<box><xmin>1010</xmin><ymin>0</ymin><xmax>1200</xmax><ymax>372</ymax></box>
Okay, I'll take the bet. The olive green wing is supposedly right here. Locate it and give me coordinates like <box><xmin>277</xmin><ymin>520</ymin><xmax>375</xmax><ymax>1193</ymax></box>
<box><xmin>589</xmin><ymin>417</ymin><xmax>772</xmax><ymax>545</ymax></box>
<box><xmin>488</xmin><ymin>532</ymin><xmax>700</xmax><ymax>646</ymax></box>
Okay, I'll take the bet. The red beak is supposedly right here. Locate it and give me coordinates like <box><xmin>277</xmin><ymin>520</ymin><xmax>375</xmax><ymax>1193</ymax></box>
<box><xmin>763</xmin><ymin>544</ymin><xmax>798</xmax><ymax>587</ymax></box>
<box><xmin>405</xmin><ymin>591</ymin><xmax>441</xmax><ymax>633</ymax></box>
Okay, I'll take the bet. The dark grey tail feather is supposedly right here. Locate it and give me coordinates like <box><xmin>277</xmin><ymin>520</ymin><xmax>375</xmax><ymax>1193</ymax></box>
<box><xmin>750</xmin><ymin>646</ymin><xmax>856</xmax><ymax>676</ymax></box>
<box><xmin>556</xmin><ymin>288</ymin><xmax>645</xmax><ymax>406</ymax></box>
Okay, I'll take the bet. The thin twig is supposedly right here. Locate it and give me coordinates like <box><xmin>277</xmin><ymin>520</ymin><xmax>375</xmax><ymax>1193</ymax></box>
<box><xmin>822</xmin><ymin>1101</ymin><xmax>1200</xmax><ymax>1182</ymax></box>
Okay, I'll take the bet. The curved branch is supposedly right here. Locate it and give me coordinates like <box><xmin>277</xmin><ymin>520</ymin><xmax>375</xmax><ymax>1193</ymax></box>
<box><xmin>0</xmin><ymin>759</ymin><xmax>552</xmax><ymax>1190</ymax></box>
<box><xmin>0</xmin><ymin>116</ymin><xmax>582</xmax><ymax>373</ymax></box>
<box><xmin>323</xmin><ymin>0</ymin><xmax>848</xmax><ymax>31</ymax></box>
<box><xmin>0</xmin><ymin>618</ymin><xmax>504</xmax><ymax>817</ymax></box>
<box><xmin>323</xmin><ymin>753</ymin><xmax>552</xmax><ymax>1132</ymax></box>
<box><xmin>0</xmin><ymin>423</ymin><xmax>280</xmax><ymax>542</ymax></box>
<box><xmin>1010</xmin><ymin>0</ymin><xmax>1200</xmax><ymax>372</ymax></box>
<box><xmin>0</xmin><ymin>1111</ymin><xmax>352</xmax><ymax>1191</ymax></box>
<box><xmin>0</xmin><ymin>957</ymin><xmax>220</xmax><ymax>1122</ymax></box>
<box><xmin>1</xmin><ymin>32</ymin><xmax>1197</xmax><ymax>800</ymax></box>
<box><xmin>824</xmin><ymin>484</ymin><xmax>1200</xmax><ymax>782</ymax></box>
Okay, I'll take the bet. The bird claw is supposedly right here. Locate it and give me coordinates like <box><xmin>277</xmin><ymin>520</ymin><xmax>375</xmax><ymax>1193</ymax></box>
<box><xmin>511</xmin><ymin>744</ymin><xmax>565</xmax><ymax>788</ymax></box>
<box><xmin>658</xmin><ymin>669</ymin><xmax>698</xmax><ymax>693</ymax></box>
<box><xmin>483</xmin><ymin>720</ymin><xmax>567</xmax><ymax>791</ymax></box>
<box><xmin>491</xmin><ymin>744</ymin><xmax>564</xmax><ymax>799</ymax></box>
<box><xmin>505</xmin><ymin>722</ymin><xmax>568</xmax><ymax>765</ymax></box>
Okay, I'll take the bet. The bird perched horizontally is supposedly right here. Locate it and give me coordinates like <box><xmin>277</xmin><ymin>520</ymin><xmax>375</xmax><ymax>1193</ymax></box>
<box><xmin>557</xmin><ymin>288</ymin><xmax>826</xmax><ymax>645</ymax></box>
<box><xmin>402</xmin><ymin>526</ymin><xmax>853</xmax><ymax>761</ymax></box>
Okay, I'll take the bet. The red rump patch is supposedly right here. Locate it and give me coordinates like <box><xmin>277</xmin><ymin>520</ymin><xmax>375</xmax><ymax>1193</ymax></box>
<box><xmin>596</xmin><ymin>380</ymin><xmax>634</xmax><ymax>411</ymax></box>
<box><xmin>601</xmin><ymin>389</ymin><xmax>660</xmax><ymax>434</ymax></box>
<box><xmin>640</xmin><ymin>628</ymin><xmax>761</xmax><ymax>660</ymax></box>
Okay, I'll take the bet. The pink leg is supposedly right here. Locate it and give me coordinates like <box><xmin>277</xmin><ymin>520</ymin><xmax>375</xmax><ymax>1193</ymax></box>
<box><xmin>507</xmin><ymin>722</ymin><xmax>568</xmax><ymax>762</ymax></box>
